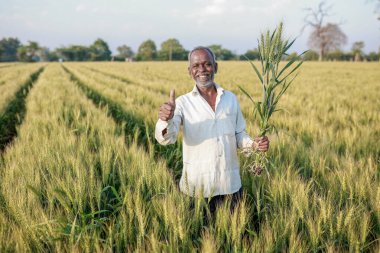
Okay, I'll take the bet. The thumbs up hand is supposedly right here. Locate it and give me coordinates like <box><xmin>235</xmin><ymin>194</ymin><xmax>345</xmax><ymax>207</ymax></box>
<box><xmin>159</xmin><ymin>89</ymin><xmax>176</xmax><ymax>121</ymax></box>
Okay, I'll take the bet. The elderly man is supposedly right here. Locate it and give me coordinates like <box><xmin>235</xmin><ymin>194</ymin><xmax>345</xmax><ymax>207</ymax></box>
<box><xmin>155</xmin><ymin>46</ymin><xmax>269</xmax><ymax>211</ymax></box>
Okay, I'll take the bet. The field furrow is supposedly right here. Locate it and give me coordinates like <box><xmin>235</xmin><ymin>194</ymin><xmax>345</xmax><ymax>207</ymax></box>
<box><xmin>63</xmin><ymin>63</ymin><xmax>166</xmax><ymax>124</ymax></box>
<box><xmin>0</xmin><ymin>66</ymin><xmax>44</xmax><ymax>151</ymax></box>
<box><xmin>0</xmin><ymin>64</ymin><xmax>45</xmax><ymax>113</ymax></box>
<box><xmin>84</xmin><ymin>62</ymin><xmax>193</xmax><ymax>95</ymax></box>
<box><xmin>83</xmin><ymin>65</ymin><xmax>167</xmax><ymax>96</ymax></box>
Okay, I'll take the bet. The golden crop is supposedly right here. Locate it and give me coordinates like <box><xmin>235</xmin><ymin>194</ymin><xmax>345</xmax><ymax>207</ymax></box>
<box><xmin>0</xmin><ymin>61</ymin><xmax>379</xmax><ymax>252</ymax></box>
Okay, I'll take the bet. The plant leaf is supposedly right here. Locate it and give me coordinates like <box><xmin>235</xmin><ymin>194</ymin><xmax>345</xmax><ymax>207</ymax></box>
<box><xmin>277</xmin><ymin>57</ymin><xmax>298</xmax><ymax>79</ymax></box>
<box><xmin>279</xmin><ymin>61</ymin><xmax>303</xmax><ymax>83</ymax></box>
<box><xmin>243</xmin><ymin>55</ymin><xmax>263</xmax><ymax>84</ymax></box>
<box><xmin>238</xmin><ymin>86</ymin><xmax>255</xmax><ymax>105</ymax></box>
<box><xmin>283</xmin><ymin>38</ymin><xmax>296</xmax><ymax>53</ymax></box>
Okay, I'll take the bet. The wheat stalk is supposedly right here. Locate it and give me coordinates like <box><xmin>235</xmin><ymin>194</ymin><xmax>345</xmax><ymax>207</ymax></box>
<box><xmin>239</xmin><ymin>22</ymin><xmax>305</xmax><ymax>177</ymax></box>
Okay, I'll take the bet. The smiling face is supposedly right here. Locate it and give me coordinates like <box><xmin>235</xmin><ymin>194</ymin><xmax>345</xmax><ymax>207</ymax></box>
<box><xmin>188</xmin><ymin>49</ymin><xmax>218</xmax><ymax>89</ymax></box>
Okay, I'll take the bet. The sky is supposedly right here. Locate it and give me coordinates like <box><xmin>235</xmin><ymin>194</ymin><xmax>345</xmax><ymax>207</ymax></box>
<box><xmin>0</xmin><ymin>0</ymin><xmax>379</xmax><ymax>55</ymax></box>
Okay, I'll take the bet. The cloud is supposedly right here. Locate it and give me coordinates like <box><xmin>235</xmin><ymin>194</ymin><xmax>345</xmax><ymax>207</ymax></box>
<box><xmin>75</xmin><ymin>3</ymin><xmax>100</xmax><ymax>13</ymax></box>
<box><xmin>188</xmin><ymin>0</ymin><xmax>228</xmax><ymax>19</ymax></box>
<box><xmin>75</xmin><ymin>4</ymin><xmax>87</xmax><ymax>12</ymax></box>
<box><xmin>188</xmin><ymin>0</ymin><xmax>301</xmax><ymax>22</ymax></box>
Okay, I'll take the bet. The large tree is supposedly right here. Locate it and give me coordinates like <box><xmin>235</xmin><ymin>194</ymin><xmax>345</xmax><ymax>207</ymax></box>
<box><xmin>304</xmin><ymin>1</ymin><xmax>347</xmax><ymax>61</ymax></box>
<box><xmin>56</xmin><ymin>45</ymin><xmax>91</xmax><ymax>61</ymax></box>
<box><xmin>302</xmin><ymin>50</ymin><xmax>319</xmax><ymax>61</ymax></box>
<box><xmin>0</xmin><ymin>37</ymin><xmax>21</xmax><ymax>62</ymax></box>
<box><xmin>90</xmin><ymin>38</ymin><xmax>112</xmax><ymax>61</ymax></box>
<box><xmin>17</xmin><ymin>41</ymin><xmax>41</xmax><ymax>62</ymax></box>
<box><xmin>351</xmin><ymin>41</ymin><xmax>365</xmax><ymax>61</ymax></box>
<box><xmin>116</xmin><ymin>45</ymin><xmax>134</xmax><ymax>60</ymax></box>
<box><xmin>207</xmin><ymin>44</ymin><xmax>235</xmax><ymax>60</ymax></box>
<box><xmin>158</xmin><ymin>38</ymin><xmax>187</xmax><ymax>61</ymax></box>
<box><xmin>240</xmin><ymin>48</ymin><xmax>260</xmax><ymax>60</ymax></box>
<box><xmin>136</xmin><ymin>39</ymin><xmax>157</xmax><ymax>61</ymax></box>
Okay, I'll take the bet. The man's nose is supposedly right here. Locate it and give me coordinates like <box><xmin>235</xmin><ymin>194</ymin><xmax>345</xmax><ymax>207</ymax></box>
<box><xmin>198</xmin><ymin>64</ymin><xmax>206</xmax><ymax>71</ymax></box>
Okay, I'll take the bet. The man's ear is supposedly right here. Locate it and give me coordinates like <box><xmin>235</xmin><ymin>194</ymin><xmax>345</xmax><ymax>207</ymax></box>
<box><xmin>188</xmin><ymin>66</ymin><xmax>191</xmax><ymax>77</ymax></box>
<box><xmin>214</xmin><ymin>62</ymin><xmax>218</xmax><ymax>74</ymax></box>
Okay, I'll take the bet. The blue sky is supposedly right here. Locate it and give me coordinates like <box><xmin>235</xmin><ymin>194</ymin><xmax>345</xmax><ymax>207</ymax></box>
<box><xmin>0</xmin><ymin>0</ymin><xmax>379</xmax><ymax>55</ymax></box>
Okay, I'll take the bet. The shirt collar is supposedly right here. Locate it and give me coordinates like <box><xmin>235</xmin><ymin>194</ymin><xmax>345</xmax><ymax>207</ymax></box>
<box><xmin>191</xmin><ymin>83</ymin><xmax>224</xmax><ymax>96</ymax></box>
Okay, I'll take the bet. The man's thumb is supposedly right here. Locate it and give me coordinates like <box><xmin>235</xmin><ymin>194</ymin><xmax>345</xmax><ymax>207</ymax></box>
<box><xmin>169</xmin><ymin>89</ymin><xmax>175</xmax><ymax>104</ymax></box>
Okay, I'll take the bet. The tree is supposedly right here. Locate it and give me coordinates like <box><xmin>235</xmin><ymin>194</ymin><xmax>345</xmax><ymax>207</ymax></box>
<box><xmin>36</xmin><ymin>47</ymin><xmax>53</xmax><ymax>62</ymax></box>
<box><xmin>136</xmin><ymin>39</ymin><xmax>157</xmax><ymax>61</ymax></box>
<box><xmin>240</xmin><ymin>48</ymin><xmax>260</xmax><ymax>60</ymax></box>
<box><xmin>89</xmin><ymin>38</ymin><xmax>112</xmax><ymax>61</ymax></box>
<box><xmin>207</xmin><ymin>44</ymin><xmax>235</xmax><ymax>60</ymax></box>
<box><xmin>366</xmin><ymin>51</ymin><xmax>379</xmax><ymax>61</ymax></box>
<box><xmin>286</xmin><ymin>52</ymin><xmax>299</xmax><ymax>61</ymax></box>
<box><xmin>158</xmin><ymin>38</ymin><xmax>187</xmax><ymax>61</ymax></box>
<box><xmin>304</xmin><ymin>1</ymin><xmax>347</xmax><ymax>61</ymax></box>
<box><xmin>302</xmin><ymin>50</ymin><xmax>319</xmax><ymax>61</ymax></box>
<box><xmin>0</xmin><ymin>37</ymin><xmax>21</xmax><ymax>62</ymax></box>
<box><xmin>351</xmin><ymin>41</ymin><xmax>365</xmax><ymax>61</ymax></box>
<box><xmin>116</xmin><ymin>45</ymin><xmax>134</xmax><ymax>61</ymax></box>
<box><xmin>326</xmin><ymin>49</ymin><xmax>344</xmax><ymax>61</ymax></box>
<box><xmin>56</xmin><ymin>45</ymin><xmax>92</xmax><ymax>61</ymax></box>
<box><xmin>370</xmin><ymin>0</ymin><xmax>380</xmax><ymax>20</ymax></box>
<box><xmin>17</xmin><ymin>41</ymin><xmax>41</xmax><ymax>62</ymax></box>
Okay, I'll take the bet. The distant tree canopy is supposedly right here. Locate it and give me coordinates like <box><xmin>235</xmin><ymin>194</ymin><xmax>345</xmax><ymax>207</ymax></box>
<box><xmin>0</xmin><ymin>36</ymin><xmax>378</xmax><ymax>62</ymax></box>
<box><xmin>136</xmin><ymin>39</ymin><xmax>157</xmax><ymax>61</ymax></box>
<box><xmin>325</xmin><ymin>50</ymin><xmax>348</xmax><ymax>61</ymax></box>
<box><xmin>17</xmin><ymin>41</ymin><xmax>41</xmax><ymax>62</ymax></box>
<box><xmin>0</xmin><ymin>37</ymin><xmax>21</xmax><ymax>62</ymax></box>
<box><xmin>116</xmin><ymin>45</ymin><xmax>134</xmax><ymax>61</ymax></box>
<box><xmin>240</xmin><ymin>49</ymin><xmax>260</xmax><ymax>60</ymax></box>
<box><xmin>302</xmin><ymin>50</ymin><xmax>319</xmax><ymax>61</ymax></box>
<box><xmin>207</xmin><ymin>44</ymin><xmax>236</xmax><ymax>60</ymax></box>
<box><xmin>366</xmin><ymin>51</ymin><xmax>379</xmax><ymax>61</ymax></box>
<box><xmin>158</xmin><ymin>38</ymin><xmax>187</xmax><ymax>61</ymax></box>
<box><xmin>351</xmin><ymin>41</ymin><xmax>365</xmax><ymax>61</ymax></box>
<box><xmin>55</xmin><ymin>38</ymin><xmax>111</xmax><ymax>61</ymax></box>
<box><xmin>89</xmin><ymin>38</ymin><xmax>112</xmax><ymax>61</ymax></box>
<box><xmin>286</xmin><ymin>52</ymin><xmax>299</xmax><ymax>61</ymax></box>
<box><xmin>56</xmin><ymin>45</ymin><xmax>91</xmax><ymax>61</ymax></box>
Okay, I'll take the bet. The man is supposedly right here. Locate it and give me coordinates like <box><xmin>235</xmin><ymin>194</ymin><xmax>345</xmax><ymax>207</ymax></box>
<box><xmin>155</xmin><ymin>46</ymin><xmax>269</xmax><ymax>211</ymax></box>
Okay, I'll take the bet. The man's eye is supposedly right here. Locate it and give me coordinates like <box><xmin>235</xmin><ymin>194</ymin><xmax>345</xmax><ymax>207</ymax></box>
<box><xmin>205</xmin><ymin>63</ymin><xmax>212</xmax><ymax>67</ymax></box>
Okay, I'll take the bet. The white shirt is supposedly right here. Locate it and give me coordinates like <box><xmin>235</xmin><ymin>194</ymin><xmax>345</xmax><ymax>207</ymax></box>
<box><xmin>155</xmin><ymin>84</ymin><xmax>253</xmax><ymax>197</ymax></box>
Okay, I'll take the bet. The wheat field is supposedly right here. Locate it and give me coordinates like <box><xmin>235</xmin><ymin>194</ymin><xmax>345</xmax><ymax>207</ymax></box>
<box><xmin>0</xmin><ymin>61</ymin><xmax>379</xmax><ymax>252</ymax></box>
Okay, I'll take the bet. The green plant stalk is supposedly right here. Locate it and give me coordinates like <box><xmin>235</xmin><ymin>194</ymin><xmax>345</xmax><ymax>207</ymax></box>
<box><xmin>239</xmin><ymin>22</ymin><xmax>305</xmax><ymax>177</ymax></box>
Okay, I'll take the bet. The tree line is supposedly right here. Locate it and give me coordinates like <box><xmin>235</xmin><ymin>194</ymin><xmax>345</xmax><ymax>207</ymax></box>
<box><xmin>1</xmin><ymin>36</ymin><xmax>379</xmax><ymax>63</ymax></box>
<box><xmin>0</xmin><ymin>37</ymin><xmax>243</xmax><ymax>62</ymax></box>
